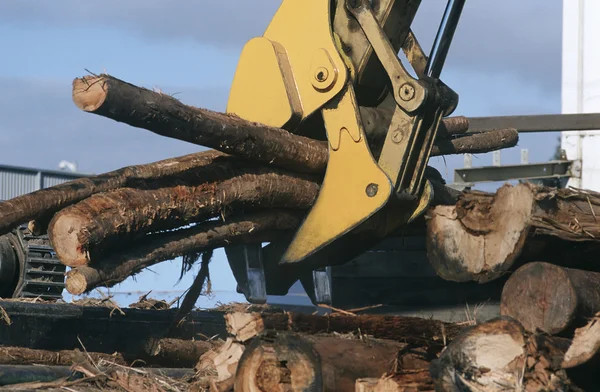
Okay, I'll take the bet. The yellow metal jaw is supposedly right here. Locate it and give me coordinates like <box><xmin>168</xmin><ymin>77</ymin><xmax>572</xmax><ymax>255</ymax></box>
<box><xmin>226</xmin><ymin>0</ymin><xmax>461</xmax><ymax>270</ymax></box>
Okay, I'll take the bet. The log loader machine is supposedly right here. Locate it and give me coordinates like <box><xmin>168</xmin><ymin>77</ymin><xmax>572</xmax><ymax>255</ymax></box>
<box><xmin>0</xmin><ymin>0</ymin><xmax>469</xmax><ymax>306</ymax></box>
<box><xmin>223</xmin><ymin>0</ymin><xmax>466</xmax><ymax>306</ymax></box>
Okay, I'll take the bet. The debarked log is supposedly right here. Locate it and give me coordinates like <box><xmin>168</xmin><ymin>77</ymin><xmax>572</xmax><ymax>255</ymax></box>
<box><xmin>426</xmin><ymin>182</ymin><xmax>600</xmax><ymax>283</ymax></box>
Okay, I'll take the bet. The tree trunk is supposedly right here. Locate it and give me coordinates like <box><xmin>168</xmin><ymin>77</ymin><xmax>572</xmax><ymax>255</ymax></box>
<box><xmin>65</xmin><ymin>210</ymin><xmax>302</xmax><ymax>294</ymax></box>
<box><xmin>225</xmin><ymin>310</ymin><xmax>463</xmax><ymax>347</ymax></box>
<box><xmin>49</xmin><ymin>170</ymin><xmax>318</xmax><ymax>267</ymax></box>
<box><xmin>234</xmin><ymin>331</ymin><xmax>406</xmax><ymax>392</ymax></box>
<box><xmin>429</xmin><ymin>317</ymin><xmax>574</xmax><ymax>391</ymax></box>
<box><xmin>0</xmin><ymin>150</ymin><xmax>232</xmax><ymax>236</ymax></box>
<box><xmin>426</xmin><ymin>182</ymin><xmax>600</xmax><ymax>283</ymax></box>
<box><xmin>501</xmin><ymin>262</ymin><xmax>600</xmax><ymax>335</ymax></box>
<box><xmin>72</xmin><ymin>74</ymin><xmax>517</xmax><ymax>177</ymax></box>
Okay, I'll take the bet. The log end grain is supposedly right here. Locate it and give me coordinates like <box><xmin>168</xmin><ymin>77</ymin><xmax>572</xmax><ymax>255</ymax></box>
<box><xmin>72</xmin><ymin>76</ymin><xmax>108</xmax><ymax>112</ymax></box>
<box><xmin>49</xmin><ymin>212</ymin><xmax>89</xmax><ymax>267</ymax></box>
<box><xmin>500</xmin><ymin>262</ymin><xmax>577</xmax><ymax>335</ymax></box>
<box><xmin>562</xmin><ymin>313</ymin><xmax>600</xmax><ymax>368</ymax></box>
<box><xmin>426</xmin><ymin>183</ymin><xmax>534</xmax><ymax>283</ymax></box>
<box><xmin>65</xmin><ymin>268</ymin><xmax>90</xmax><ymax>295</ymax></box>
<box><xmin>234</xmin><ymin>333</ymin><xmax>320</xmax><ymax>392</ymax></box>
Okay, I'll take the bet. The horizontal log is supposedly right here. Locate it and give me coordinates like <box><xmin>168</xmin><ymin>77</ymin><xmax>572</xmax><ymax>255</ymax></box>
<box><xmin>225</xmin><ymin>310</ymin><xmax>463</xmax><ymax>347</ymax></box>
<box><xmin>234</xmin><ymin>331</ymin><xmax>406</xmax><ymax>392</ymax></box>
<box><xmin>65</xmin><ymin>210</ymin><xmax>302</xmax><ymax>294</ymax></box>
<box><xmin>49</xmin><ymin>169</ymin><xmax>318</xmax><ymax>267</ymax></box>
<box><xmin>0</xmin><ymin>150</ymin><xmax>232</xmax><ymax>236</ymax></box>
<box><xmin>426</xmin><ymin>182</ymin><xmax>600</xmax><ymax>283</ymax></box>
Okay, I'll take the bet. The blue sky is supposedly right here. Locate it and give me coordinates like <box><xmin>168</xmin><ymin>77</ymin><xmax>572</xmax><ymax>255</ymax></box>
<box><xmin>0</xmin><ymin>1</ymin><xmax>563</xmax><ymax>307</ymax></box>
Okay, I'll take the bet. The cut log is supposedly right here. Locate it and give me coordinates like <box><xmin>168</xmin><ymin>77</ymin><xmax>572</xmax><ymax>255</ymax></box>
<box><xmin>65</xmin><ymin>210</ymin><xmax>302</xmax><ymax>294</ymax></box>
<box><xmin>73</xmin><ymin>74</ymin><xmax>330</xmax><ymax>174</ymax></box>
<box><xmin>501</xmin><ymin>262</ymin><xmax>600</xmax><ymax>335</ymax></box>
<box><xmin>429</xmin><ymin>317</ymin><xmax>573</xmax><ymax>391</ymax></box>
<box><xmin>426</xmin><ymin>182</ymin><xmax>600</xmax><ymax>283</ymax></box>
<box><xmin>234</xmin><ymin>331</ymin><xmax>406</xmax><ymax>392</ymax></box>
<box><xmin>355</xmin><ymin>373</ymin><xmax>433</xmax><ymax>392</ymax></box>
<box><xmin>72</xmin><ymin>74</ymin><xmax>517</xmax><ymax>176</ymax></box>
<box><xmin>49</xmin><ymin>170</ymin><xmax>318</xmax><ymax>267</ymax></box>
<box><xmin>0</xmin><ymin>149</ymin><xmax>234</xmax><ymax>236</ymax></box>
<box><xmin>224</xmin><ymin>310</ymin><xmax>463</xmax><ymax>347</ymax></box>
<box><xmin>140</xmin><ymin>338</ymin><xmax>214</xmax><ymax>368</ymax></box>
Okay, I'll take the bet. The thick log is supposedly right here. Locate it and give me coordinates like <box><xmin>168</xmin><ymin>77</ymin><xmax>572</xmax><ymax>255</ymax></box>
<box><xmin>501</xmin><ymin>262</ymin><xmax>600</xmax><ymax>335</ymax></box>
<box><xmin>426</xmin><ymin>182</ymin><xmax>600</xmax><ymax>283</ymax></box>
<box><xmin>0</xmin><ymin>149</ymin><xmax>234</xmax><ymax>236</ymax></box>
<box><xmin>225</xmin><ymin>310</ymin><xmax>463</xmax><ymax>347</ymax></box>
<box><xmin>65</xmin><ymin>211</ymin><xmax>302</xmax><ymax>294</ymax></box>
<box><xmin>234</xmin><ymin>331</ymin><xmax>406</xmax><ymax>392</ymax></box>
<box><xmin>49</xmin><ymin>169</ymin><xmax>318</xmax><ymax>267</ymax></box>
<box><xmin>429</xmin><ymin>317</ymin><xmax>573</xmax><ymax>391</ymax></box>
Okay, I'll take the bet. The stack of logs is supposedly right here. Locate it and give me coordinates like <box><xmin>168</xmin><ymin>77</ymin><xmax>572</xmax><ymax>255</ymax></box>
<box><xmin>2</xmin><ymin>73</ymin><xmax>600</xmax><ymax>389</ymax></box>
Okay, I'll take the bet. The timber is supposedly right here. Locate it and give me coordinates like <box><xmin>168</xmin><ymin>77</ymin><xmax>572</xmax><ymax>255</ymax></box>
<box><xmin>72</xmin><ymin>74</ymin><xmax>517</xmax><ymax>171</ymax></box>
<box><xmin>65</xmin><ymin>211</ymin><xmax>302</xmax><ymax>294</ymax></box>
<box><xmin>426</xmin><ymin>182</ymin><xmax>600</xmax><ymax>283</ymax></box>
<box><xmin>49</xmin><ymin>170</ymin><xmax>318</xmax><ymax>267</ymax></box>
<box><xmin>0</xmin><ymin>149</ymin><xmax>231</xmax><ymax>236</ymax></box>
<box><xmin>225</xmin><ymin>310</ymin><xmax>463</xmax><ymax>347</ymax></box>
<box><xmin>501</xmin><ymin>262</ymin><xmax>600</xmax><ymax>335</ymax></box>
<box><xmin>234</xmin><ymin>331</ymin><xmax>406</xmax><ymax>392</ymax></box>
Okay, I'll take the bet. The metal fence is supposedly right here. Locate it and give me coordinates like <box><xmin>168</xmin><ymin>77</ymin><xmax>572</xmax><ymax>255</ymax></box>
<box><xmin>0</xmin><ymin>164</ymin><xmax>87</xmax><ymax>200</ymax></box>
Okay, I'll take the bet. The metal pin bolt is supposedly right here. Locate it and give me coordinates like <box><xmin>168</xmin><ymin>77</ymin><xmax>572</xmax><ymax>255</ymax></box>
<box><xmin>315</xmin><ymin>67</ymin><xmax>329</xmax><ymax>82</ymax></box>
<box><xmin>391</xmin><ymin>130</ymin><xmax>403</xmax><ymax>143</ymax></box>
<box><xmin>366</xmin><ymin>183</ymin><xmax>379</xmax><ymax>197</ymax></box>
<box><xmin>399</xmin><ymin>83</ymin><xmax>415</xmax><ymax>101</ymax></box>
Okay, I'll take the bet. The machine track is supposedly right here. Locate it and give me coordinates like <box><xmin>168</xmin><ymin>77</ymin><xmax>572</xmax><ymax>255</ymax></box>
<box><xmin>7</xmin><ymin>226</ymin><xmax>66</xmax><ymax>300</ymax></box>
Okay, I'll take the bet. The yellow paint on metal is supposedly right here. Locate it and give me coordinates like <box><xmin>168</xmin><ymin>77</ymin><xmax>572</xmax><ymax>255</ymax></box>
<box><xmin>226</xmin><ymin>0</ymin><xmax>348</xmax><ymax>130</ymax></box>
<box><xmin>281</xmin><ymin>84</ymin><xmax>393</xmax><ymax>264</ymax></box>
<box><xmin>226</xmin><ymin>37</ymin><xmax>301</xmax><ymax>128</ymax></box>
<box><xmin>407</xmin><ymin>180</ymin><xmax>433</xmax><ymax>223</ymax></box>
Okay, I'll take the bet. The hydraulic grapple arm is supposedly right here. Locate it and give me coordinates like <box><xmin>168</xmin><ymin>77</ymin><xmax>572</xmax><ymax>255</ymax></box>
<box><xmin>225</xmin><ymin>0</ymin><xmax>465</xmax><ymax>290</ymax></box>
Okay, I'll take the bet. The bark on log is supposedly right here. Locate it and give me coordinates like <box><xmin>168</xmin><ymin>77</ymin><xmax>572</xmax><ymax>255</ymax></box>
<box><xmin>73</xmin><ymin>74</ymin><xmax>516</xmax><ymax>177</ymax></box>
<box><xmin>225</xmin><ymin>310</ymin><xmax>463</xmax><ymax>347</ymax></box>
<box><xmin>426</xmin><ymin>182</ymin><xmax>600</xmax><ymax>283</ymax></box>
<box><xmin>0</xmin><ymin>346</ymin><xmax>128</xmax><ymax>367</ymax></box>
<box><xmin>501</xmin><ymin>262</ymin><xmax>600</xmax><ymax>335</ymax></box>
<box><xmin>65</xmin><ymin>210</ymin><xmax>302</xmax><ymax>294</ymax></box>
<box><xmin>0</xmin><ymin>149</ymin><xmax>232</xmax><ymax>236</ymax></box>
<box><xmin>49</xmin><ymin>169</ymin><xmax>318</xmax><ymax>267</ymax></box>
<box><xmin>140</xmin><ymin>338</ymin><xmax>214</xmax><ymax>368</ymax></box>
<box><xmin>429</xmin><ymin>317</ymin><xmax>573</xmax><ymax>391</ymax></box>
<box><xmin>234</xmin><ymin>331</ymin><xmax>406</xmax><ymax>392</ymax></box>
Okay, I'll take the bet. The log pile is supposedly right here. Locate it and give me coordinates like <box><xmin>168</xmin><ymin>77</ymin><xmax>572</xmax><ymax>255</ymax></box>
<box><xmin>4</xmin><ymin>71</ymin><xmax>600</xmax><ymax>390</ymax></box>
